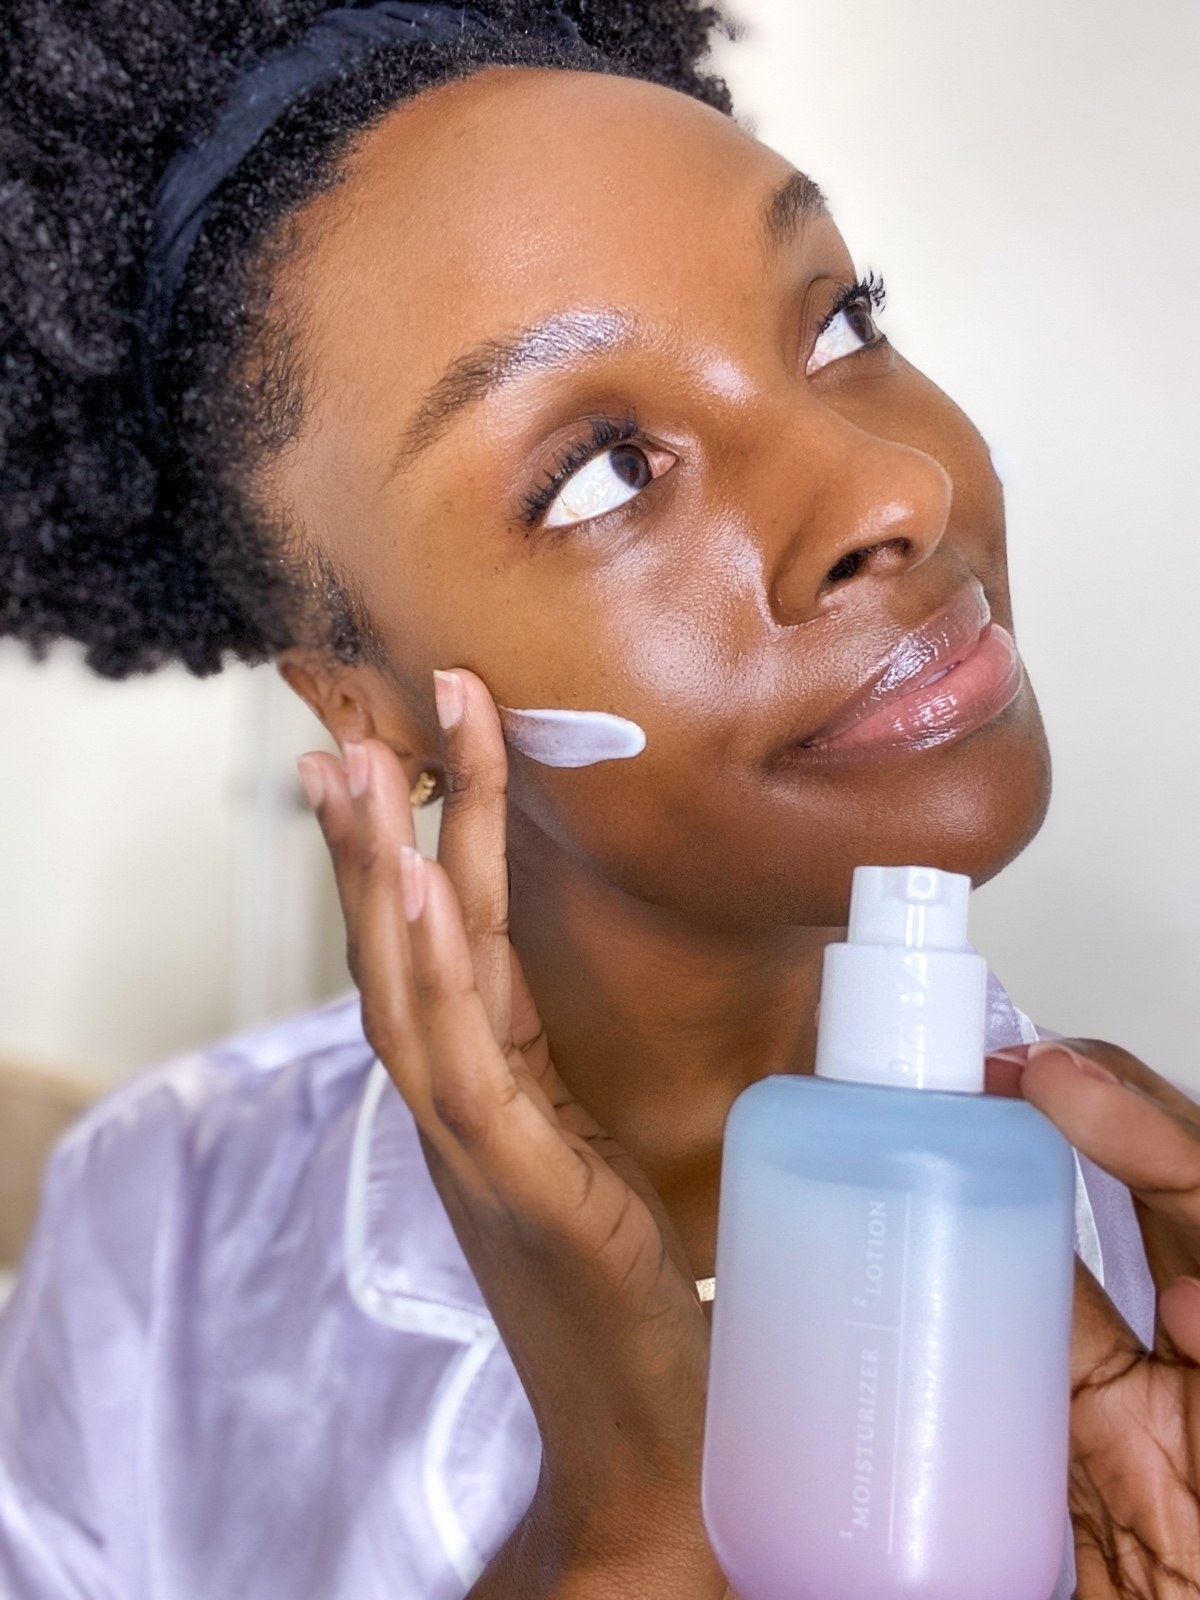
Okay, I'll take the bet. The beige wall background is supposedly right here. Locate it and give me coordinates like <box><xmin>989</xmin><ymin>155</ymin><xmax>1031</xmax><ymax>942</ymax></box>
<box><xmin>0</xmin><ymin>652</ymin><xmax>351</xmax><ymax>1081</ymax></box>
<box><xmin>1</xmin><ymin>0</ymin><xmax>1197</xmax><ymax>1093</ymax></box>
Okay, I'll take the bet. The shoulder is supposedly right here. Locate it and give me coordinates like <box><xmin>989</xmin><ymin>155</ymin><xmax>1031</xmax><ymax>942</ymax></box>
<box><xmin>57</xmin><ymin>991</ymin><xmax>370</xmax><ymax>1166</ymax></box>
<box><xmin>31</xmin><ymin>994</ymin><xmax>376</xmax><ymax>1307</ymax></box>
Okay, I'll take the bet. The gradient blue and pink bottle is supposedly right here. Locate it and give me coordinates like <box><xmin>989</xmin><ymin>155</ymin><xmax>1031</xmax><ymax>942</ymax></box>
<box><xmin>701</xmin><ymin>866</ymin><xmax>1076</xmax><ymax>1600</ymax></box>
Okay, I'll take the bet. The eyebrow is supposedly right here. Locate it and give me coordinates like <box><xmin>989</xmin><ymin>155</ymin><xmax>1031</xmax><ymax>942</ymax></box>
<box><xmin>761</xmin><ymin>168</ymin><xmax>828</xmax><ymax>253</ymax></box>
<box><xmin>388</xmin><ymin>309</ymin><xmax>633</xmax><ymax>478</ymax></box>
<box><xmin>389</xmin><ymin>168</ymin><xmax>828</xmax><ymax>476</ymax></box>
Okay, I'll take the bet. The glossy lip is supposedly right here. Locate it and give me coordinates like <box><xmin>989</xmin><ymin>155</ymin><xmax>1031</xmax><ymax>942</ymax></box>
<box><xmin>795</xmin><ymin>584</ymin><xmax>1022</xmax><ymax>756</ymax></box>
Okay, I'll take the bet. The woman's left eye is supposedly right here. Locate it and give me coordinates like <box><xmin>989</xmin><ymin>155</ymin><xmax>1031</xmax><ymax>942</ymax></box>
<box><xmin>806</xmin><ymin>281</ymin><xmax>887</xmax><ymax>375</ymax></box>
<box><xmin>544</xmin><ymin>442</ymin><xmax>668</xmax><ymax>529</ymax></box>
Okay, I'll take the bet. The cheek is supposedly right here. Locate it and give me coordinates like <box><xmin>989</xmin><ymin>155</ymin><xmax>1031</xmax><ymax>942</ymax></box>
<box><xmin>428</xmin><ymin>516</ymin><xmax>772</xmax><ymax>750</ymax></box>
<box><xmin>493</xmin><ymin>570</ymin><xmax>771</xmax><ymax>896</ymax></box>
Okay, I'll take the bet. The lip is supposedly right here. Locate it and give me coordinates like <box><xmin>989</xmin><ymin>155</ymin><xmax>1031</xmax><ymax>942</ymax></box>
<box><xmin>797</xmin><ymin>585</ymin><xmax>1023</xmax><ymax>756</ymax></box>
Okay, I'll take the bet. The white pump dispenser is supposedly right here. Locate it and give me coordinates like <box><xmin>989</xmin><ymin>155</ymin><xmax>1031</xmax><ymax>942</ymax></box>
<box><xmin>814</xmin><ymin>865</ymin><xmax>988</xmax><ymax>1093</ymax></box>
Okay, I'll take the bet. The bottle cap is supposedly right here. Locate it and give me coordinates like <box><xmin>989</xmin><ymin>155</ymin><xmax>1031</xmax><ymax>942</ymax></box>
<box><xmin>814</xmin><ymin>865</ymin><xmax>988</xmax><ymax>1093</ymax></box>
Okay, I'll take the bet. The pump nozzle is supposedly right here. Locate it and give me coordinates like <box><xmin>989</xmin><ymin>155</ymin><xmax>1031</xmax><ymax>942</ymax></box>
<box><xmin>814</xmin><ymin>865</ymin><xmax>988</xmax><ymax>1093</ymax></box>
<box><xmin>847</xmin><ymin>866</ymin><xmax>971</xmax><ymax>953</ymax></box>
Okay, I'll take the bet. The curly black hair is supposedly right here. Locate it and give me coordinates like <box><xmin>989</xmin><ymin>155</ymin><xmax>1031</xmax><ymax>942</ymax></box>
<box><xmin>0</xmin><ymin>0</ymin><xmax>734</xmax><ymax>678</ymax></box>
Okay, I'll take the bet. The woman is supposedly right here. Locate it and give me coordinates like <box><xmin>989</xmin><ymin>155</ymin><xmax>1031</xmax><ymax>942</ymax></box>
<box><xmin>1</xmin><ymin>2</ymin><xmax>1197</xmax><ymax>1595</ymax></box>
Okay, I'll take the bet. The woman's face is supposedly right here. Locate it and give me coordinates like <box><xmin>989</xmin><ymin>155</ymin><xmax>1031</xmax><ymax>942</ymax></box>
<box><xmin>273</xmin><ymin>66</ymin><xmax>1050</xmax><ymax>929</ymax></box>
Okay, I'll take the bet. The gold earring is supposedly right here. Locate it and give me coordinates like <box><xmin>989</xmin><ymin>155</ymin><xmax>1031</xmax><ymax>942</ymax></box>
<box><xmin>409</xmin><ymin>769</ymin><xmax>439</xmax><ymax>808</ymax></box>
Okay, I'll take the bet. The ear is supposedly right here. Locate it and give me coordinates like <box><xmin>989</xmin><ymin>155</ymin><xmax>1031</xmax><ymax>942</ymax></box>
<box><xmin>277</xmin><ymin>648</ymin><xmax>442</xmax><ymax>796</ymax></box>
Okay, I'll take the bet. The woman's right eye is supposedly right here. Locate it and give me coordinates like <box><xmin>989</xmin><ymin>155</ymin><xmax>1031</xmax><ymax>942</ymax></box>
<box><xmin>522</xmin><ymin>414</ymin><xmax>678</xmax><ymax>532</ymax></box>
<box><xmin>544</xmin><ymin>444</ymin><xmax>656</xmax><ymax>529</ymax></box>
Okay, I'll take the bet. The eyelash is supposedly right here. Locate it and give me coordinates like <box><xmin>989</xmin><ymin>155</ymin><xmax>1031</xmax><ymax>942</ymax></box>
<box><xmin>517</xmin><ymin>275</ymin><xmax>888</xmax><ymax>530</ymax></box>
<box><xmin>519</xmin><ymin>411</ymin><xmax>643</xmax><ymax>528</ymax></box>
<box><xmin>819</xmin><ymin>271</ymin><xmax>887</xmax><ymax>334</ymax></box>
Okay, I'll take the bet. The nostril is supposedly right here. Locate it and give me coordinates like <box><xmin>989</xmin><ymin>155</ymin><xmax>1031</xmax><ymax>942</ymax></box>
<box><xmin>824</xmin><ymin>537</ymin><xmax>913</xmax><ymax>589</ymax></box>
<box><xmin>826</xmin><ymin>548</ymin><xmax>868</xmax><ymax>585</ymax></box>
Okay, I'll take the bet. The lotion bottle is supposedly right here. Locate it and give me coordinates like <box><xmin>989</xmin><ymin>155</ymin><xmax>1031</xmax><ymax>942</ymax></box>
<box><xmin>701</xmin><ymin>865</ymin><xmax>1075</xmax><ymax>1600</ymax></box>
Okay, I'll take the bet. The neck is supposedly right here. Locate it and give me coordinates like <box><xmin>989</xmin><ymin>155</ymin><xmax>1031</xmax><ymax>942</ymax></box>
<box><xmin>507</xmin><ymin>809</ymin><xmax>839</xmax><ymax>1279</ymax></box>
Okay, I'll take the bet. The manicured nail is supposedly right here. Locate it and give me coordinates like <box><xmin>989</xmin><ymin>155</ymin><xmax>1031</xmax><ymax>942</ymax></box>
<box><xmin>296</xmin><ymin>754</ymin><xmax>325</xmax><ymax>811</ymax></box>
<box><xmin>986</xmin><ymin>1047</ymin><xmax>1030</xmax><ymax>1066</ymax></box>
<box><xmin>1026</xmin><ymin>1040</ymin><xmax>1119</xmax><ymax>1085</ymax></box>
<box><xmin>344</xmin><ymin>741</ymin><xmax>370</xmax><ymax>799</ymax></box>
<box><xmin>433</xmin><ymin>670</ymin><xmax>465</xmax><ymax>732</ymax></box>
<box><xmin>400</xmin><ymin>847</ymin><xmax>427</xmax><ymax>921</ymax></box>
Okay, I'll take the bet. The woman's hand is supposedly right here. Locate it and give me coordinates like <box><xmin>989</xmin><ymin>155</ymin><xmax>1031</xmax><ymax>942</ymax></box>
<box><xmin>986</xmin><ymin>1040</ymin><xmax>1200</xmax><ymax>1596</ymax></box>
<box><xmin>300</xmin><ymin>671</ymin><xmax>728</xmax><ymax>1598</ymax></box>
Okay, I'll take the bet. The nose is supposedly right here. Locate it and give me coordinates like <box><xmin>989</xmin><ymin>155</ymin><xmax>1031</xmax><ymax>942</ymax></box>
<box><xmin>765</xmin><ymin>417</ymin><xmax>952</xmax><ymax>626</ymax></box>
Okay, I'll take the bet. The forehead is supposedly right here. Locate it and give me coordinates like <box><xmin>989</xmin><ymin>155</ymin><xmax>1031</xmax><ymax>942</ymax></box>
<box><xmin>285</xmin><ymin>69</ymin><xmax>819</xmax><ymax>412</ymax></box>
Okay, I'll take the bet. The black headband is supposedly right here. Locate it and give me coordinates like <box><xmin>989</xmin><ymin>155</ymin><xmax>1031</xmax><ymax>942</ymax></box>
<box><xmin>136</xmin><ymin>1</ymin><xmax>582</xmax><ymax>447</ymax></box>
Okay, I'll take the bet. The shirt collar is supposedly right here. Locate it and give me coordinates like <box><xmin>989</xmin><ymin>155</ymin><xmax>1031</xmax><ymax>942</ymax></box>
<box><xmin>342</xmin><ymin>1057</ymin><xmax>494</xmax><ymax>1341</ymax></box>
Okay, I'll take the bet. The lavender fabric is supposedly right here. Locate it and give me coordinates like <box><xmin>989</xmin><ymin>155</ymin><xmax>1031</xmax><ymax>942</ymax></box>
<box><xmin>0</xmin><ymin>983</ymin><xmax>1155</xmax><ymax>1598</ymax></box>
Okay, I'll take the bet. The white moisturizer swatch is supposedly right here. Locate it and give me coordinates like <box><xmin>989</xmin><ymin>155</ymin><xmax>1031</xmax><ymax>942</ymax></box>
<box><xmin>498</xmin><ymin>707</ymin><xmax>647</xmax><ymax>768</ymax></box>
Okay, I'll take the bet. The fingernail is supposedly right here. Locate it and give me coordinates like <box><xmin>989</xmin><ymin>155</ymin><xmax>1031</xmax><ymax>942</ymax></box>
<box><xmin>986</xmin><ymin>1047</ymin><xmax>1031</xmax><ymax>1066</ymax></box>
<box><xmin>344</xmin><ymin>741</ymin><xmax>370</xmax><ymax>799</ymax></box>
<box><xmin>296</xmin><ymin>754</ymin><xmax>325</xmax><ymax>811</ymax></box>
<box><xmin>1026</xmin><ymin>1040</ymin><xmax>1120</xmax><ymax>1085</ymax></box>
<box><xmin>433</xmin><ymin>670</ymin><xmax>464</xmax><ymax>732</ymax></box>
<box><xmin>400</xmin><ymin>846</ymin><xmax>427</xmax><ymax>921</ymax></box>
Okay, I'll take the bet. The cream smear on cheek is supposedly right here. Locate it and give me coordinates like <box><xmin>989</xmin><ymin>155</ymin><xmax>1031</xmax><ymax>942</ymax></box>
<box><xmin>498</xmin><ymin>707</ymin><xmax>647</xmax><ymax>768</ymax></box>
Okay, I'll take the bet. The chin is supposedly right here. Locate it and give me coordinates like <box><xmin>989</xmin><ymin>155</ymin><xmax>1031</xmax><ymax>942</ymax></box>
<box><xmin>918</xmin><ymin>693</ymin><xmax>1053</xmax><ymax>889</ymax></box>
<box><xmin>746</xmin><ymin>693</ymin><xmax>1053</xmax><ymax>930</ymax></box>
